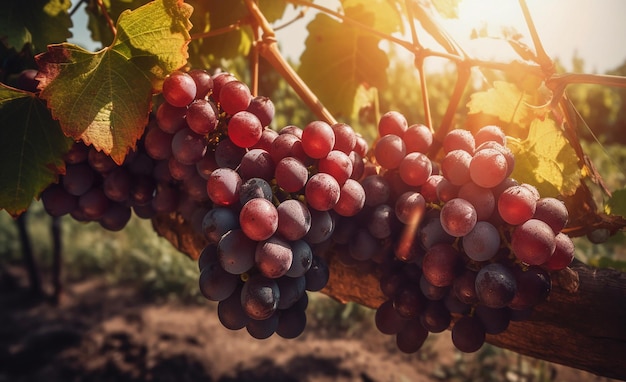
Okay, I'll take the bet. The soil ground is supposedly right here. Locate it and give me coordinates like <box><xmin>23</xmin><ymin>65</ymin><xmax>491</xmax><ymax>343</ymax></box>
<box><xmin>0</xmin><ymin>266</ymin><xmax>617</xmax><ymax>382</ymax></box>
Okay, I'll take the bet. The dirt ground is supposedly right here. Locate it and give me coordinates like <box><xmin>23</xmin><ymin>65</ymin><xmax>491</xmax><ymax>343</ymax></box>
<box><xmin>0</xmin><ymin>266</ymin><xmax>618</xmax><ymax>382</ymax></box>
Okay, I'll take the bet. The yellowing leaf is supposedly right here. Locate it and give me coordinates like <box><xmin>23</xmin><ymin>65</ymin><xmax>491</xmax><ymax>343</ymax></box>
<box><xmin>507</xmin><ymin>118</ymin><xmax>581</xmax><ymax>197</ymax></box>
<box><xmin>36</xmin><ymin>0</ymin><xmax>193</xmax><ymax>164</ymax></box>
<box><xmin>298</xmin><ymin>11</ymin><xmax>389</xmax><ymax>119</ymax></box>
<box><xmin>0</xmin><ymin>84</ymin><xmax>73</xmax><ymax>217</ymax></box>
<box><xmin>342</xmin><ymin>0</ymin><xmax>403</xmax><ymax>34</ymax></box>
<box><xmin>467</xmin><ymin>81</ymin><xmax>535</xmax><ymax>137</ymax></box>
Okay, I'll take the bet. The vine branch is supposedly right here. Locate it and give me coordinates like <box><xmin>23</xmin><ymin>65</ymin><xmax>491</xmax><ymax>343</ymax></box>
<box><xmin>96</xmin><ymin>0</ymin><xmax>116</xmax><ymax>36</ymax></box>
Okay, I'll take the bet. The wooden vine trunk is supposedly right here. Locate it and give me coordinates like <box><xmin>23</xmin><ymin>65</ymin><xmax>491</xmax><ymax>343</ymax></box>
<box><xmin>152</xmin><ymin>213</ymin><xmax>626</xmax><ymax>380</ymax></box>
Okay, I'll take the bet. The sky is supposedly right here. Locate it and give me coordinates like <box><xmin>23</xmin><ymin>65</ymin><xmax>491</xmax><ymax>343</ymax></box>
<box><xmin>69</xmin><ymin>0</ymin><xmax>626</xmax><ymax>74</ymax></box>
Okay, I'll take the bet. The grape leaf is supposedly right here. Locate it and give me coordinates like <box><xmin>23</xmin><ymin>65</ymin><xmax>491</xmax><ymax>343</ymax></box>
<box><xmin>85</xmin><ymin>0</ymin><xmax>152</xmax><ymax>48</ymax></box>
<box><xmin>258</xmin><ymin>0</ymin><xmax>288</xmax><ymax>23</ymax></box>
<box><xmin>0</xmin><ymin>0</ymin><xmax>72</xmax><ymax>53</ymax></box>
<box><xmin>0</xmin><ymin>84</ymin><xmax>73</xmax><ymax>217</ymax></box>
<box><xmin>36</xmin><ymin>0</ymin><xmax>193</xmax><ymax>165</ymax></box>
<box><xmin>342</xmin><ymin>0</ymin><xmax>403</xmax><ymax>34</ymax></box>
<box><xmin>466</xmin><ymin>81</ymin><xmax>536</xmax><ymax>137</ymax></box>
<box><xmin>605</xmin><ymin>188</ymin><xmax>626</xmax><ymax>218</ymax></box>
<box><xmin>298</xmin><ymin>8</ymin><xmax>389</xmax><ymax>119</ymax></box>
<box><xmin>507</xmin><ymin>118</ymin><xmax>581</xmax><ymax>198</ymax></box>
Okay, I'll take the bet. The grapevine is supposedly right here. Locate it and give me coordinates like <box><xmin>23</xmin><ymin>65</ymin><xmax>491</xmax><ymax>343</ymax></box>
<box><xmin>1</xmin><ymin>0</ymin><xmax>626</xmax><ymax>379</ymax></box>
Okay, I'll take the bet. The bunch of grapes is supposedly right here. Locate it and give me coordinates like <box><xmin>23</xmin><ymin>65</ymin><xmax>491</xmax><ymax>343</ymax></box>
<box><xmin>365</xmin><ymin>113</ymin><xmax>576</xmax><ymax>353</ymax></box>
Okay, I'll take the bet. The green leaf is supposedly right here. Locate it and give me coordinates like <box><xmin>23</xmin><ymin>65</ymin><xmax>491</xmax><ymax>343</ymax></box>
<box><xmin>342</xmin><ymin>0</ymin><xmax>403</xmax><ymax>34</ymax></box>
<box><xmin>507</xmin><ymin>118</ymin><xmax>581</xmax><ymax>198</ymax></box>
<box><xmin>466</xmin><ymin>81</ymin><xmax>536</xmax><ymax>136</ymax></box>
<box><xmin>86</xmin><ymin>0</ymin><xmax>152</xmax><ymax>48</ymax></box>
<box><xmin>298</xmin><ymin>11</ymin><xmax>389</xmax><ymax>119</ymax></box>
<box><xmin>186</xmin><ymin>0</ymin><xmax>252</xmax><ymax>67</ymax></box>
<box><xmin>605</xmin><ymin>188</ymin><xmax>626</xmax><ymax>217</ymax></box>
<box><xmin>0</xmin><ymin>0</ymin><xmax>72</xmax><ymax>53</ymax></box>
<box><xmin>36</xmin><ymin>0</ymin><xmax>193</xmax><ymax>164</ymax></box>
<box><xmin>259</xmin><ymin>0</ymin><xmax>288</xmax><ymax>23</ymax></box>
<box><xmin>0</xmin><ymin>84</ymin><xmax>73</xmax><ymax>217</ymax></box>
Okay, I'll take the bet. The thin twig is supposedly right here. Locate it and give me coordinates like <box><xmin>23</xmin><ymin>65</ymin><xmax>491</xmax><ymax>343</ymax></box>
<box><xmin>518</xmin><ymin>0</ymin><xmax>553</xmax><ymax>73</ymax></box>
<box><xmin>69</xmin><ymin>0</ymin><xmax>86</xmax><ymax>17</ymax></box>
<box><xmin>250</xmin><ymin>23</ymin><xmax>260</xmax><ymax>97</ymax></box>
<box><xmin>406</xmin><ymin>0</ymin><xmax>432</xmax><ymax>130</ymax></box>
<box><xmin>274</xmin><ymin>9</ymin><xmax>307</xmax><ymax>32</ymax></box>
<box><xmin>190</xmin><ymin>21</ymin><xmax>246</xmax><ymax>40</ymax></box>
<box><xmin>245</xmin><ymin>0</ymin><xmax>337</xmax><ymax>124</ymax></box>
<box><xmin>97</xmin><ymin>0</ymin><xmax>116</xmax><ymax>36</ymax></box>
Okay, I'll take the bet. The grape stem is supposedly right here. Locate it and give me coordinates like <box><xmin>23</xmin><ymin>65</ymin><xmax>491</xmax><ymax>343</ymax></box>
<box><xmin>244</xmin><ymin>0</ymin><xmax>337</xmax><ymax>124</ymax></box>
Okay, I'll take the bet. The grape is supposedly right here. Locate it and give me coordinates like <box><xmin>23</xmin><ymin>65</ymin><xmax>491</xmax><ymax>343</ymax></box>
<box><xmin>375</xmin><ymin>300</ymin><xmax>409</xmax><ymax>335</ymax></box>
<box><xmin>441</xmin><ymin>149</ymin><xmax>472</xmax><ymax>186</ymax></box>
<box><xmin>199</xmin><ymin>261</ymin><xmax>240</xmax><ymax>301</ymax></box>
<box><xmin>195</xmin><ymin>153</ymin><xmax>218</xmax><ymax>180</ymax></box>
<box><xmin>304</xmin><ymin>173</ymin><xmax>340</xmax><ymax>211</ymax></box>
<box><xmin>144</xmin><ymin>124</ymin><xmax>173</xmax><ymax>160</ymax></box>
<box><xmin>374</xmin><ymin>134</ymin><xmax>406</xmax><ymax>170</ymax></box>
<box><xmin>270</xmin><ymin>133</ymin><xmax>309</xmax><ymax>164</ymax></box>
<box><xmin>368</xmin><ymin>204</ymin><xmax>395</xmax><ymax>239</ymax></box>
<box><xmin>587</xmin><ymin>228</ymin><xmax>610</xmax><ymax>244</ymax></box>
<box><xmin>215</xmin><ymin>137</ymin><xmax>246</xmax><ymax>169</ymax></box>
<box><xmin>435</xmin><ymin>177</ymin><xmax>459</xmax><ymax>203</ymax></box>
<box><xmin>440</xmin><ymin>198</ymin><xmax>477</xmax><ymax>237</ymax></box>
<box><xmin>349</xmin><ymin>151</ymin><xmax>365</xmax><ymax>180</ymax></box>
<box><xmin>279</xmin><ymin>125</ymin><xmax>303</xmax><ymax>138</ymax></box>
<box><xmin>462</xmin><ymin>221</ymin><xmax>501</xmax><ymax>262</ymax></box>
<box><xmin>246</xmin><ymin>315</ymin><xmax>279</xmax><ymax>339</ymax></box>
<box><xmin>333</xmin><ymin>179</ymin><xmax>366</xmax><ymax>217</ymax></box>
<box><xmin>171</xmin><ymin>127</ymin><xmax>207</xmax><ymax>165</ymax></box>
<box><xmin>276</xmin><ymin>306</ymin><xmax>307</xmax><ymax>339</ymax></box>
<box><xmin>238</xmin><ymin>149</ymin><xmax>275</xmax><ymax>181</ymax></box>
<box><xmin>349</xmin><ymin>228</ymin><xmax>380</xmax><ymax>261</ymax></box>
<box><xmin>151</xmin><ymin>183</ymin><xmax>180</xmax><ymax>212</ymax></box>
<box><xmin>533</xmin><ymin>197</ymin><xmax>568</xmax><ymax>234</ymax></box>
<box><xmin>444</xmin><ymin>290</ymin><xmax>471</xmax><ymax>315</ymax></box>
<box><xmin>475</xmin><ymin>262</ymin><xmax>517</xmax><ymax>308</ymax></box>
<box><xmin>132</xmin><ymin>203</ymin><xmax>155</xmax><ymax>220</ymax></box>
<box><xmin>156</xmin><ymin>102</ymin><xmax>187</xmax><ymax>134</ymax></box>
<box><xmin>399</xmin><ymin>152</ymin><xmax>432</xmax><ymax>186</ymax></box>
<box><xmin>301</xmin><ymin>121</ymin><xmax>335</xmax><ymax>159</ymax></box>
<box><xmin>457</xmin><ymin>182</ymin><xmax>495</xmax><ymax>221</ymax></box>
<box><xmin>129</xmin><ymin>174</ymin><xmax>156</xmax><ymax>205</ymax></box>
<box><xmin>239</xmin><ymin>177</ymin><xmax>272</xmax><ymax>205</ymax></box>
<box><xmin>443</xmin><ymin>129</ymin><xmax>474</xmax><ymax>154</ymax></box>
<box><xmin>543</xmin><ymin>232</ymin><xmax>575</xmax><ymax>270</ymax></box>
<box><xmin>207</xmin><ymin>167</ymin><xmax>241</xmax><ymax>206</ymax></box>
<box><xmin>186</xmin><ymin>99</ymin><xmax>218</xmax><ymax>135</ymax></box>
<box><xmin>332</xmin><ymin>123</ymin><xmax>357</xmax><ymax>154</ymax></box>
<box><xmin>275</xmin><ymin>157</ymin><xmax>308</xmax><ymax>193</ymax></box>
<box><xmin>255</xmin><ymin>236</ymin><xmax>293</xmax><ymax>278</ymax></box>
<box><xmin>63</xmin><ymin>163</ymin><xmax>95</xmax><ymax>196</ymax></box>
<box><xmin>252</xmin><ymin>128</ymin><xmax>279</xmax><ymax>152</ymax></box>
<box><xmin>451</xmin><ymin>315</ymin><xmax>485</xmax><ymax>353</ymax></box>
<box><xmin>422</xmin><ymin>244</ymin><xmax>462</xmax><ymax>287</ymax></box>
<box><xmin>419</xmin><ymin>274</ymin><xmax>449</xmax><ymax>301</ymax></box>
<box><xmin>277</xmin><ymin>199</ymin><xmax>311</xmax><ymax>241</ymax></box>
<box><xmin>395</xmin><ymin>319</ymin><xmax>429</xmax><ymax>353</ymax></box>
<box><xmin>220</xmin><ymin>80</ymin><xmax>252</xmax><ymax>115</ymax></box>
<box><xmin>168</xmin><ymin>157</ymin><xmax>196</xmax><ymax>181</ymax></box>
<box><xmin>378</xmin><ymin>111</ymin><xmax>408</xmax><ymax>137</ymax></box>
<box><xmin>78</xmin><ymin>188</ymin><xmax>109</xmax><ymax>220</ymax></box>
<box><xmin>202</xmin><ymin>207</ymin><xmax>239</xmax><ymax>243</ymax></box>
<box><xmin>393</xmin><ymin>191</ymin><xmax>425</xmax><ymax>225</ymax></box>
<box><xmin>99</xmin><ymin>202</ymin><xmax>132</xmax><ymax>231</ymax></box>
<box><xmin>318</xmin><ymin>150</ymin><xmax>353</xmax><ymax>185</ymax></box>
<box><xmin>246</xmin><ymin>96</ymin><xmax>275</xmax><ymax>127</ymax></box>
<box><xmin>241</xmin><ymin>274</ymin><xmax>280</xmax><ymax>320</ymax></box>
<box><xmin>511</xmin><ymin>219</ymin><xmax>556</xmax><ymax>265</ymax></box>
<box><xmin>509</xmin><ymin>265</ymin><xmax>551</xmax><ymax>310</ymax></box>
<box><xmin>88</xmin><ymin>147</ymin><xmax>116</xmax><ymax>174</ymax></box>
<box><xmin>421</xmin><ymin>175</ymin><xmax>442</xmax><ymax>203</ymax></box>
<box><xmin>469</xmin><ymin>148</ymin><xmax>508</xmax><ymax>188</ymax></box>
<box><xmin>497</xmin><ymin>185</ymin><xmax>537</xmax><ymax>225</ymax></box>
<box><xmin>453</xmin><ymin>269</ymin><xmax>479</xmax><ymax>305</ymax></box>
<box><xmin>276</xmin><ymin>276</ymin><xmax>306</xmax><ymax>309</ymax></box>
<box><xmin>218</xmin><ymin>229</ymin><xmax>256</xmax><ymax>274</ymax></box>
<box><xmin>419</xmin><ymin>215</ymin><xmax>455</xmax><ymax>249</ymax></box>
<box><xmin>63</xmin><ymin>142</ymin><xmax>89</xmax><ymax>164</ymax></box>
<box><xmin>127</xmin><ymin>152</ymin><xmax>154</xmax><ymax>176</ymax></box>
<box><xmin>188</xmin><ymin>68</ymin><xmax>213</xmax><ymax>99</ymax></box>
<box><xmin>198</xmin><ymin>244</ymin><xmax>218</xmax><ymax>271</ymax></box>
<box><xmin>354</xmin><ymin>135</ymin><xmax>369</xmax><ymax>158</ymax></box>
<box><xmin>393</xmin><ymin>285</ymin><xmax>427</xmax><ymax>319</ymax></box>
<box><xmin>218</xmin><ymin>286</ymin><xmax>249</xmax><ymax>330</ymax></box>
<box><xmin>286</xmin><ymin>240</ymin><xmax>313</xmax><ymax>277</ymax></box>
<box><xmin>240</xmin><ymin>198</ymin><xmax>278</xmax><ymax>241</ymax></box>
<box><xmin>162</xmin><ymin>70</ymin><xmax>196</xmax><ymax>107</ymax></box>
<box><xmin>475</xmin><ymin>305</ymin><xmax>510</xmax><ymax>335</ymax></box>
<box><xmin>304</xmin><ymin>209</ymin><xmax>334</xmax><ymax>244</ymax></box>
<box><xmin>210</xmin><ymin>72</ymin><xmax>237</xmax><ymax>103</ymax></box>
<box><xmin>304</xmin><ymin>255</ymin><xmax>329</xmax><ymax>291</ymax></box>
<box><xmin>16</xmin><ymin>69</ymin><xmax>39</xmax><ymax>92</ymax></box>
<box><xmin>403</xmin><ymin>123</ymin><xmax>432</xmax><ymax>154</ymax></box>
<box><xmin>227</xmin><ymin>111</ymin><xmax>263</xmax><ymax>148</ymax></box>
<box><xmin>361</xmin><ymin>174</ymin><xmax>390</xmax><ymax>207</ymax></box>
<box><xmin>41</xmin><ymin>184</ymin><xmax>77</xmax><ymax>217</ymax></box>
<box><xmin>420</xmin><ymin>300</ymin><xmax>452</xmax><ymax>333</ymax></box>
<box><xmin>475</xmin><ymin>141</ymin><xmax>515</xmax><ymax>177</ymax></box>
<box><xmin>474</xmin><ymin>125</ymin><xmax>506</xmax><ymax>146</ymax></box>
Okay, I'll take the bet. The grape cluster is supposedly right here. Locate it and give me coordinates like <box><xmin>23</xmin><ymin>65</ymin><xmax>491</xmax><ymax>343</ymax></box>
<box><xmin>367</xmin><ymin>113</ymin><xmax>575</xmax><ymax>353</ymax></box>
